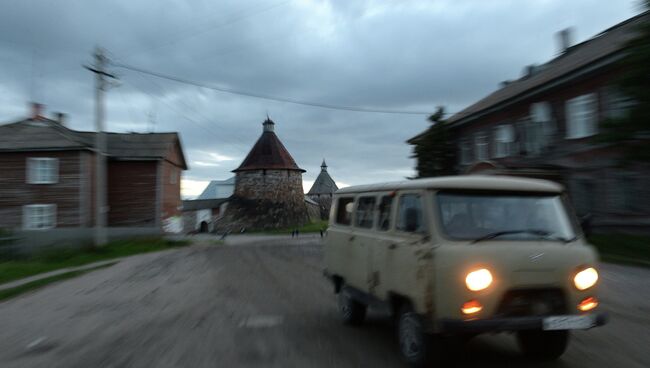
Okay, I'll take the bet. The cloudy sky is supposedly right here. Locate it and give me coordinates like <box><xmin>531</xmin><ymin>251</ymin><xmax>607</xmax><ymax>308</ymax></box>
<box><xmin>0</xmin><ymin>0</ymin><xmax>641</xmax><ymax>197</ymax></box>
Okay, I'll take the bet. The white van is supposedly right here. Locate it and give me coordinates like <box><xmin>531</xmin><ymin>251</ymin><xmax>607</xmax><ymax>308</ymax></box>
<box><xmin>324</xmin><ymin>175</ymin><xmax>606</xmax><ymax>366</ymax></box>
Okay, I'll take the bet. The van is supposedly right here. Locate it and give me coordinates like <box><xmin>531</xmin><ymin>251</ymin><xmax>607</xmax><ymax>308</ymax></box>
<box><xmin>324</xmin><ymin>175</ymin><xmax>606</xmax><ymax>366</ymax></box>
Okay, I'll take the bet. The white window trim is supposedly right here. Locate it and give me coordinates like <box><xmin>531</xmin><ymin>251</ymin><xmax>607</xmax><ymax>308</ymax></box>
<box><xmin>459</xmin><ymin>140</ymin><xmax>471</xmax><ymax>165</ymax></box>
<box><xmin>565</xmin><ymin>93</ymin><xmax>598</xmax><ymax>139</ymax></box>
<box><xmin>493</xmin><ymin>124</ymin><xmax>514</xmax><ymax>158</ymax></box>
<box><xmin>474</xmin><ymin>133</ymin><xmax>489</xmax><ymax>161</ymax></box>
<box><xmin>26</xmin><ymin>157</ymin><xmax>59</xmax><ymax>184</ymax></box>
<box><xmin>23</xmin><ymin>204</ymin><xmax>57</xmax><ymax>230</ymax></box>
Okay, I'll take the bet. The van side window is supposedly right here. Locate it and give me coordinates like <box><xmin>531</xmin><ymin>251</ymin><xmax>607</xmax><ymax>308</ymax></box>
<box><xmin>378</xmin><ymin>195</ymin><xmax>393</xmax><ymax>231</ymax></box>
<box><xmin>355</xmin><ymin>197</ymin><xmax>376</xmax><ymax>229</ymax></box>
<box><xmin>396</xmin><ymin>194</ymin><xmax>425</xmax><ymax>233</ymax></box>
<box><xmin>335</xmin><ymin>197</ymin><xmax>354</xmax><ymax>225</ymax></box>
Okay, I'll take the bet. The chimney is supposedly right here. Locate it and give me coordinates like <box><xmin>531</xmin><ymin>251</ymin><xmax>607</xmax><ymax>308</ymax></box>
<box><xmin>53</xmin><ymin>112</ymin><xmax>66</xmax><ymax>126</ymax></box>
<box><xmin>557</xmin><ymin>28</ymin><xmax>573</xmax><ymax>54</ymax></box>
<box><xmin>30</xmin><ymin>102</ymin><xmax>44</xmax><ymax>120</ymax></box>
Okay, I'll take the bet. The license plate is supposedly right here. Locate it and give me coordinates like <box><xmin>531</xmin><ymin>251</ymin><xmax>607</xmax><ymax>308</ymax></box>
<box><xmin>543</xmin><ymin>315</ymin><xmax>596</xmax><ymax>330</ymax></box>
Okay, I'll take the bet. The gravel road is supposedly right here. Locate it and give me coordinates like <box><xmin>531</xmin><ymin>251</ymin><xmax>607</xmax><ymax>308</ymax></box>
<box><xmin>0</xmin><ymin>235</ymin><xmax>648</xmax><ymax>367</ymax></box>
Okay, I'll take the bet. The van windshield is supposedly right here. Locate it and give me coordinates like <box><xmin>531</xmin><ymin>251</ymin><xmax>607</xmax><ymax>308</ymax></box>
<box><xmin>436</xmin><ymin>192</ymin><xmax>576</xmax><ymax>241</ymax></box>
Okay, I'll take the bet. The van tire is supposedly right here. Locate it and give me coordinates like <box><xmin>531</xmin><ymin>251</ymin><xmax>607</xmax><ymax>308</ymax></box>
<box><xmin>337</xmin><ymin>287</ymin><xmax>366</xmax><ymax>325</ymax></box>
<box><xmin>517</xmin><ymin>330</ymin><xmax>569</xmax><ymax>361</ymax></box>
<box><xmin>397</xmin><ymin>305</ymin><xmax>439</xmax><ymax>367</ymax></box>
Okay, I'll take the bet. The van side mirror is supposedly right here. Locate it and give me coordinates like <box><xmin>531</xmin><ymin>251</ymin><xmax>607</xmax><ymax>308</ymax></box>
<box><xmin>580</xmin><ymin>213</ymin><xmax>592</xmax><ymax>237</ymax></box>
<box><xmin>405</xmin><ymin>208</ymin><xmax>419</xmax><ymax>232</ymax></box>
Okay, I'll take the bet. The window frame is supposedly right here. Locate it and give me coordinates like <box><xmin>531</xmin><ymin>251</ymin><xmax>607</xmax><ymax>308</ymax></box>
<box><xmin>23</xmin><ymin>204</ymin><xmax>57</xmax><ymax>230</ymax></box>
<box><xmin>493</xmin><ymin>124</ymin><xmax>514</xmax><ymax>158</ymax></box>
<box><xmin>474</xmin><ymin>132</ymin><xmax>488</xmax><ymax>161</ymax></box>
<box><xmin>377</xmin><ymin>195</ymin><xmax>395</xmax><ymax>231</ymax></box>
<box><xmin>395</xmin><ymin>192</ymin><xmax>427</xmax><ymax>234</ymax></box>
<box><xmin>459</xmin><ymin>139</ymin><xmax>472</xmax><ymax>165</ymax></box>
<box><xmin>26</xmin><ymin>157</ymin><xmax>59</xmax><ymax>184</ymax></box>
<box><xmin>565</xmin><ymin>93</ymin><xmax>598</xmax><ymax>139</ymax></box>
<box><xmin>354</xmin><ymin>196</ymin><xmax>377</xmax><ymax>229</ymax></box>
<box><xmin>334</xmin><ymin>197</ymin><xmax>355</xmax><ymax>226</ymax></box>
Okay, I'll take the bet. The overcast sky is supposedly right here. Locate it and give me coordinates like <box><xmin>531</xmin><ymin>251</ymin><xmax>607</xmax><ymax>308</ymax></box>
<box><xmin>0</xmin><ymin>0</ymin><xmax>642</xmax><ymax>197</ymax></box>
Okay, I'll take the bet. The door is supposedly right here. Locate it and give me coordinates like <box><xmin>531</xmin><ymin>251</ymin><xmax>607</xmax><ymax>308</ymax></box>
<box><xmin>372</xmin><ymin>192</ymin><xmax>429</xmax><ymax>300</ymax></box>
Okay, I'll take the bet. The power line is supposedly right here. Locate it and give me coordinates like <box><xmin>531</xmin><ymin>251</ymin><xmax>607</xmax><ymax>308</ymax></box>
<box><xmin>112</xmin><ymin>62</ymin><xmax>436</xmax><ymax>116</ymax></box>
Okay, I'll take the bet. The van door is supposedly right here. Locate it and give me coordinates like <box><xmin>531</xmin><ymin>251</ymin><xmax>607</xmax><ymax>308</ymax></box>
<box><xmin>347</xmin><ymin>195</ymin><xmax>377</xmax><ymax>293</ymax></box>
<box><xmin>372</xmin><ymin>192</ymin><xmax>430</xmax><ymax>301</ymax></box>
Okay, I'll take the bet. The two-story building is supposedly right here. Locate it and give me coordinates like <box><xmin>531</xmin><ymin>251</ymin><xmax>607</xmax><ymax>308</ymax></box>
<box><xmin>411</xmin><ymin>11</ymin><xmax>650</xmax><ymax>233</ymax></box>
<box><xmin>0</xmin><ymin>104</ymin><xmax>187</xmax><ymax>246</ymax></box>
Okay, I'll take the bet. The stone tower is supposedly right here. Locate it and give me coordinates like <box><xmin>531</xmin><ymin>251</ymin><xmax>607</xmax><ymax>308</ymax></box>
<box><xmin>307</xmin><ymin>159</ymin><xmax>339</xmax><ymax>219</ymax></box>
<box><xmin>217</xmin><ymin>117</ymin><xmax>309</xmax><ymax>231</ymax></box>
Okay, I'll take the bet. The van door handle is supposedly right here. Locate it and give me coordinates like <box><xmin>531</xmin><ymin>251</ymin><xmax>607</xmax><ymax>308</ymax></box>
<box><xmin>388</xmin><ymin>244</ymin><xmax>397</xmax><ymax>250</ymax></box>
<box><xmin>349</xmin><ymin>235</ymin><xmax>355</xmax><ymax>241</ymax></box>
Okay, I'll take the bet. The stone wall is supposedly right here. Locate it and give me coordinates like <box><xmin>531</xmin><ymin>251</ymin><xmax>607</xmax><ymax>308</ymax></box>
<box><xmin>308</xmin><ymin>193</ymin><xmax>333</xmax><ymax>220</ymax></box>
<box><xmin>213</xmin><ymin>196</ymin><xmax>309</xmax><ymax>232</ymax></box>
<box><xmin>234</xmin><ymin>170</ymin><xmax>305</xmax><ymax>206</ymax></box>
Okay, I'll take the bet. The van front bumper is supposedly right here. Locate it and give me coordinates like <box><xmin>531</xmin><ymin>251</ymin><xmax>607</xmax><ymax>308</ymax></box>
<box><xmin>438</xmin><ymin>312</ymin><xmax>608</xmax><ymax>333</ymax></box>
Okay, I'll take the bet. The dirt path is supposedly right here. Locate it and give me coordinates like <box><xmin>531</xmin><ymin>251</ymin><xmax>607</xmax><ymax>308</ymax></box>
<box><xmin>0</xmin><ymin>237</ymin><xmax>647</xmax><ymax>367</ymax></box>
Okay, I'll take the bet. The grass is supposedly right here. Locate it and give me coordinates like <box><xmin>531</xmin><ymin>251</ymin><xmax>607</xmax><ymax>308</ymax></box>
<box><xmin>588</xmin><ymin>234</ymin><xmax>650</xmax><ymax>267</ymax></box>
<box><xmin>263</xmin><ymin>220</ymin><xmax>329</xmax><ymax>235</ymax></box>
<box><xmin>0</xmin><ymin>237</ymin><xmax>190</xmax><ymax>285</ymax></box>
<box><xmin>0</xmin><ymin>263</ymin><xmax>115</xmax><ymax>302</ymax></box>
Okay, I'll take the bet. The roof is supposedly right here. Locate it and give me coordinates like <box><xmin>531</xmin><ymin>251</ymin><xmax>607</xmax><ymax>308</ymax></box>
<box><xmin>307</xmin><ymin>163</ymin><xmax>339</xmax><ymax>195</ymax></box>
<box><xmin>304</xmin><ymin>196</ymin><xmax>318</xmax><ymax>205</ymax></box>
<box><xmin>0</xmin><ymin>118</ymin><xmax>187</xmax><ymax>169</ymax></box>
<box><xmin>447</xmin><ymin>11</ymin><xmax>649</xmax><ymax>127</ymax></box>
<box><xmin>182</xmin><ymin>198</ymin><xmax>228</xmax><ymax>211</ymax></box>
<box><xmin>197</xmin><ymin>177</ymin><xmax>235</xmax><ymax>200</ymax></box>
<box><xmin>335</xmin><ymin>175</ymin><xmax>564</xmax><ymax>195</ymax></box>
<box><xmin>233</xmin><ymin>118</ymin><xmax>304</xmax><ymax>172</ymax></box>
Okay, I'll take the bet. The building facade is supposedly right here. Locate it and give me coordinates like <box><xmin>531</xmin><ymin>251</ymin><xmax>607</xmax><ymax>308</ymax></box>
<box><xmin>307</xmin><ymin>160</ymin><xmax>339</xmax><ymax>219</ymax></box>
<box><xmin>213</xmin><ymin>118</ymin><xmax>310</xmax><ymax>231</ymax></box>
<box><xmin>411</xmin><ymin>12</ymin><xmax>650</xmax><ymax>233</ymax></box>
<box><xmin>0</xmin><ymin>104</ymin><xmax>187</xmax><ymax>246</ymax></box>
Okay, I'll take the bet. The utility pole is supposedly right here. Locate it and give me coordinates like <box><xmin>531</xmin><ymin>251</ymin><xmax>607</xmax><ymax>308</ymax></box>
<box><xmin>85</xmin><ymin>47</ymin><xmax>117</xmax><ymax>247</ymax></box>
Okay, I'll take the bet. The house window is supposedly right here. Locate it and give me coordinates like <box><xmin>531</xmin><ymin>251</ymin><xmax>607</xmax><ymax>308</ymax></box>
<box><xmin>170</xmin><ymin>168</ymin><xmax>177</xmax><ymax>185</ymax></box>
<box><xmin>566</xmin><ymin>93</ymin><xmax>598</xmax><ymax>139</ymax></box>
<box><xmin>23</xmin><ymin>204</ymin><xmax>57</xmax><ymax>230</ymax></box>
<box><xmin>604</xmin><ymin>87</ymin><xmax>634</xmax><ymax>120</ymax></box>
<box><xmin>27</xmin><ymin>158</ymin><xmax>58</xmax><ymax>184</ymax></box>
<box><xmin>459</xmin><ymin>139</ymin><xmax>471</xmax><ymax>165</ymax></box>
<box><xmin>474</xmin><ymin>133</ymin><xmax>488</xmax><ymax>161</ymax></box>
<box><xmin>494</xmin><ymin>124</ymin><xmax>514</xmax><ymax>158</ymax></box>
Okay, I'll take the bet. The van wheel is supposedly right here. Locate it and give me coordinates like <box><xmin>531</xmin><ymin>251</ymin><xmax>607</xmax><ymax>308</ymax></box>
<box><xmin>337</xmin><ymin>288</ymin><xmax>366</xmax><ymax>325</ymax></box>
<box><xmin>517</xmin><ymin>330</ymin><xmax>569</xmax><ymax>361</ymax></box>
<box><xmin>397</xmin><ymin>305</ymin><xmax>438</xmax><ymax>367</ymax></box>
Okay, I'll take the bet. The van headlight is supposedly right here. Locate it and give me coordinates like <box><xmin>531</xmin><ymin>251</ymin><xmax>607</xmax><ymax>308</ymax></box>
<box><xmin>465</xmin><ymin>269</ymin><xmax>493</xmax><ymax>291</ymax></box>
<box><xmin>574</xmin><ymin>267</ymin><xmax>598</xmax><ymax>290</ymax></box>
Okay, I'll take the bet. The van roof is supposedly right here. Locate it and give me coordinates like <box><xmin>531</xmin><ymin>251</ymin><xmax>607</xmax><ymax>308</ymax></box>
<box><xmin>335</xmin><ymin>175</ymin><xmax>564</xmax><ymax>195</ymax></box>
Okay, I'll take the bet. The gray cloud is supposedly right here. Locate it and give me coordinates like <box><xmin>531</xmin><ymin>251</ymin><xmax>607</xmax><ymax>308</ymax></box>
<box><xmin>0</xmin><ymin>0</ymin><xmax>640</xmax><ymax>196</ymax></box>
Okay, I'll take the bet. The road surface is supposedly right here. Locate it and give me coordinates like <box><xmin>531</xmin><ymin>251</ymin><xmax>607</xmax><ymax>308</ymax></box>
<box><xmin>0</xmin><ymin>235</ymin><xmax>648</xmax><ymax>367</ymax></box>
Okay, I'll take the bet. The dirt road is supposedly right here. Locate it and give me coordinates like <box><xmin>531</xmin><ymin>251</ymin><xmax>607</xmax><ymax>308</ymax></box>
<box><xmin>0</xmin><ymin>236</ymin><xmax>648</xmax><ymax>367</ymax></box>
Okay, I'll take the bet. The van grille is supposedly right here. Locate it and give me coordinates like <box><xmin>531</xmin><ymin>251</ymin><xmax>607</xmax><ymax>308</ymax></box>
<box><xmin>495</xmin><ymin>289</ymin><xmax>567</xmax><ymax>317</ymax></box>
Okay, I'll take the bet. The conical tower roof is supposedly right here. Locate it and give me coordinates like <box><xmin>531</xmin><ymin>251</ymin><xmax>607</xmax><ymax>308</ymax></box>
<box><xmin>308</xmin><ymin>159</ymin><xmax>338</xmax><ymax>195</ymax></box>
<box><xmin>233</xmin><ymin>118</ymin><xmax>305</xmax><ymax>172</ymax></box>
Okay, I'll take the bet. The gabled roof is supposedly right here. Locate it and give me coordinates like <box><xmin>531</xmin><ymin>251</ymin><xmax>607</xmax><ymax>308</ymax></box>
<box><xmin>233</xmin><ymin>118</ymin><xmax>304</xmax><ymax>172</ymax></box>
<box><xmin>182</xmin><ymin>198</ymin><xmax>228</xmax><ymax>211</ymax></box>
<box><xmin>307</xmin><ymin>161</ymin><xmax>339</xmax><ymax>195</ymax></box>
<box><xmin>197</xmin><ymin>177</ymin><xmax>235</xmax><ymax>200</ymax></box>
<box><xmin>447</xmin><ymin>11</ymin><xmax>650</xmax><ymax>127</ymax></box>
<box><xmin>0</xmin><ymin>117</ymin><xmax>188</xmax><ymax>169</ymax></box>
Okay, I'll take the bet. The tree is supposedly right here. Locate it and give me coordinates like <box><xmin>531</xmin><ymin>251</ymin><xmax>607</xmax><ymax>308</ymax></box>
<box><xmin>410</xmin><ymin>106</ymin><xmax>457</xmax><ymax>177</ymax></box>
<box><xmin>600</xmin><ymin>1</ymin><xmax>650</xmax><ymax>162</ymax></box>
